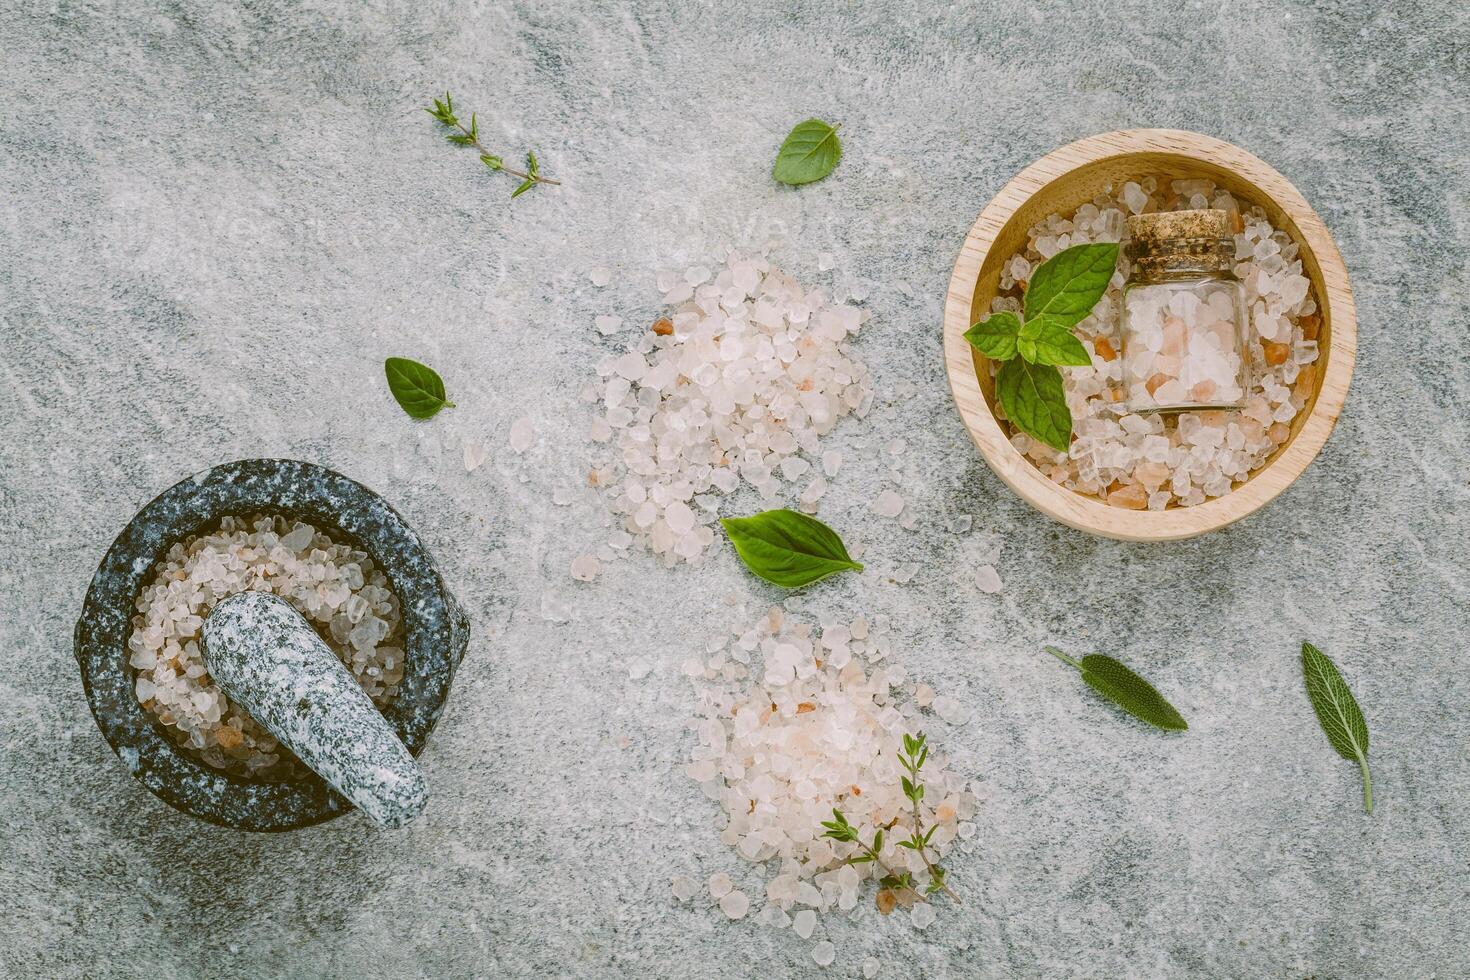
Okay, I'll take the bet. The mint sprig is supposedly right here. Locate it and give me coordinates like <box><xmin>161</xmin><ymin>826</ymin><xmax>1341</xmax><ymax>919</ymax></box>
<box><xmin>426</xmin><ymin>91</ymin><xmax>560</xmax><ymax>198</ymax></box>
<box><xmin>963</xmin><ymin>242</ymin><xmax>1118</xmax><ymax>451</ymax></box>
<box><xmin>772</xmin><ymin>118</ymin><xmax>842</xmax><ymax>186</ymax></box>
<box><xmin>384</xmin><ymin>357</ymin><xmax>454</xmax><ymax>419</ymax></box>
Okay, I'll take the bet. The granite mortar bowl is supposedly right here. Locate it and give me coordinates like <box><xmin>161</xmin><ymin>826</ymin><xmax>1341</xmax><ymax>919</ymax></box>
<box><xmin>75</xmin><ymin>459</ymin><xmax>470</xmax><ymax>831</ymax></box>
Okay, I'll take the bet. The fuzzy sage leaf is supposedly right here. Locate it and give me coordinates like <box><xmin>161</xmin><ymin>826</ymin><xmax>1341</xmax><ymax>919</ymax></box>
<box><xmin>1301</xmin><ymin>642</ymin><xmax>1373</xmax><ymax>813</ymax></box>
<box><xmin>1044</xmin><ymin>647</ymin><xmax>1187</xmax><ymax>731</ymax></box>
<box><xmin>384</xmin><ymin>357</ymin><xmax>454</xmax><ymax>419</ymax></box>
<box><xmin>720</xmin><ymin>509</ymin><xmax>861</xmax><ymax>588</ymax></box>
<box><xmin>772</xmin><ymin>118</ymin><xmax>842</xmax><ymax>186</ymax></box>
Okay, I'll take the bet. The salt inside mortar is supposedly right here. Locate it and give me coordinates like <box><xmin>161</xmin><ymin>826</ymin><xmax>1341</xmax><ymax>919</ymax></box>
<box><xmin>679</xmin><ymin>607</ymin><xmax>976</xmax><ymax>949</ymax></box>
<box><xmin>991</xmin><ymin>177</ymin><xmax>1321</xmax><ymax>509</ymax></box>
<box><xmin>128</xmin><ymin>515</ymin><xmax>403</xmax><ymax>777</ymax></box>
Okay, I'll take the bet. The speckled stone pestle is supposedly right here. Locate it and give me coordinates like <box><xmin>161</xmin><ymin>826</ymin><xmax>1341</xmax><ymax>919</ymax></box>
<box><xmin>202</xmin><ymin>591</ymin><xmax>429</xmax><ymax>828</ymax></box>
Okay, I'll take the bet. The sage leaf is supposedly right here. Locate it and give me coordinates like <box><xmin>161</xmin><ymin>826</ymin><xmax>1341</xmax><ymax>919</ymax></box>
<box><xmin>720</xmin><ymin>509</ymin><xmax>862</xmax><ymax>588</ymax></box>
<box><xmin>384</xmin><ymin>357</ymin><xmax>454</xmax><ymax>419</ymax></box>
<box><xmin>1044</xmin><ymin>647</ymin><xmax>1187</xmax><ymax>731</ymax></box>
<box><xmin>1023</xmin><ymin>242</ymin><xmax>1120</xmax><ymax>327</ymax></box>
<box><xmin>963</xmin><ymin>311</ymin><xmax>1021</xmax><ymax>360</ymax></box>
<box><xmin>1301</xmin><ymin>642</ymin><xmax>1373</xmax><ymax>813</ymax></box>
<box><xmin>996</xmin><ymin>358</ymin><xmax>1071</xmax><ymax>451</ymax></box>
<box><xmin>1021</xmin><ymin>316</ymin><xmax>1092</xmax><ymax>367</ymax></box>
<box><xmin>772</xmin><ymin>118</ymin><xmax>842</xmax><ymax>186</ymax></box>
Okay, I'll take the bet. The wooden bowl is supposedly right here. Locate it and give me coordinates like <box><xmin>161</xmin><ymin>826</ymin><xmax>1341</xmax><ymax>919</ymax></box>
<box><xmin>943</xmin><ymin>129</ymin><xmax>1355</xmax><ymax>541</ymax></box>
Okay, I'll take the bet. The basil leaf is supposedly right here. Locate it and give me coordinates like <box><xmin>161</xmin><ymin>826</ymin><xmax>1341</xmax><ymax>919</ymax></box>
<box><xmin>1301</xmin><ymin>642</ymin><xmax>1373</xmax><ymax>813</ymax></box>
<box><xmin>1045</xmin><ymin>647</ymin><xmax>1187</xmax><ymax>731</ymax></box>
<box><xmin>1024</xmin><ymin>317</ymin><xmax>1093</xmax><ymax>367</ymax></box>
<box><xmin>384</xmin><ymin>357</ymin><xmax>454</xmax><ymax>419</ymax></box>
<box><xmin>963</xmin><ymin>311</ymin><xmax>1021</xmax><ymax>360</ymax></box>
<box><xmin>1023</xmin><ymin>242</ymin><xmax>1120</xmax><ymax>327</ymax></box>
<box><xmin>996</xmin><ymin>358</ymin><xmax>1071</xmax><ymax>451</ymax></box>
<box><xmin>720</xmin><ymin>509</ymin><xmax>862</xmax><ymax>588</ymax></box>
<box><xmin>772</xmin><ymin>118</ymin><xmax>842</xmax><ymax>186</ymax></box>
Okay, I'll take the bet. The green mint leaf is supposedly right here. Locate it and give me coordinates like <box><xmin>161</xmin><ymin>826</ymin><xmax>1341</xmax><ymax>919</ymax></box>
<box><xmin>1024</xmin><ymin>317</ymin><xmax>1093</xmax><ymax>367</ymax></box>
<box><xmin>1301</xmin><ymin>642</ymin><xmax>1373</xmax><ymax>813</ymax></box>
<box><xmin>480</xmin><ymin>154</ymin><xmax>503</xmax><ymax>170</ymax></box>
<box><xmin>510</xmin><ymin>178</ymin><xmax>536</xmax><ymax>199</ymax></box>
<box><xmin>384</xmin><ymin>357</ymin><xmax>454</xmax><ymax>419</ymax></box>
<box><xmin>902</xmin><ymin>733</ymin><xmax>918</xmax><ymax>756</ymax></box>
<box><xmin>900</xmin><ymin>776</ymin><xmax>915</xmax><ymax>798</ymax></box>
<box><xmin>963</xmin><ymin>311</ymin><xmax>1021</xmax><ymax>360</ymax></box>
<box><xmin>719</xmin><ymin>509</ymin><xmax>862</xmax><ymax>588</ymax></box>
<box><xmin>527</xmin><ymin>150</ymin><xmax>540</xmax><ymax>177</ymax></box>
<box><xmin>996</xmin><ymin>358</ymin><xmax>1071</xmax><ymax>452</ymax></box>
<box><xmin>1023</xmin><ymin>242</ymin><xmax>1120</xmax><ymax>328</ymax></box>
<box><xmin>1044</xmin><ymin>646</ymin><xmax>1188</xmax><ymax>731</ymax></box>
<box><xmin>772</xmin><ymin>118</ymin><xmax>841</xmax><ymax>186</ymax></box>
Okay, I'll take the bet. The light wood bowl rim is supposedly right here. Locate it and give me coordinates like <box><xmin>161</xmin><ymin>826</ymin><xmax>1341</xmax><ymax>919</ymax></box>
<box><xmin>942</xmin><ymin>128</ymin><xmax>1356</xmax><ymax>542</ymax></box>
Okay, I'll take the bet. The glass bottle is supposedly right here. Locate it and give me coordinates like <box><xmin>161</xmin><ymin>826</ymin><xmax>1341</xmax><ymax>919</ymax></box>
<box><xmin>1119</xmin><ymin>209</ymin><xmax>1249</xmax><ymax>413</ymax></box>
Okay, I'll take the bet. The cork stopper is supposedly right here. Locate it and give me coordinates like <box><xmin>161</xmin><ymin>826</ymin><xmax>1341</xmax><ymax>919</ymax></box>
<box><xmin>1126</xmin><ymin>208</ymin><xmax>1231</xmax><ymax>244</ymax></box>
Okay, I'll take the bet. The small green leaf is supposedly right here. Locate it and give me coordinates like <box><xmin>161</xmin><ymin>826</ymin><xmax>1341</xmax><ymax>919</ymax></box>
<box><xmin>997</xmin><ymin>358</ymin><xmax>1072</xmax><ymax>452</ymax></box>
<box><xmin>895</xmin><ymin>840</ymin><xmax>917</xmax><ymax>850</ymax></box>
<box><xmin>872</xmin><ymin>829</ymin><xmax>883</xmax><ymax>853</ymax></box>
<box><xmin>470</xmin><ymin>112</ymin><xmax>478</xmax><ymax>140</ymax></box>
<box><xmin>719</xmin><ymin>509</ymin><xmax>862</xmax><ymax>588</ymax></box>
<box><xmin>526</xmin><ymin>150</ymin><xmax>540</xmax><ymax>177</ymax></box>
<box><xmin>511</xmin><ymin>178</ymin><xmax>536</xmax><ymax>199</ymax></box>
<box><xmin>384</xmin><ymin>357</ymin><xmax>454</xmax><ymax>420</ymax></box>
<box><xmin>446</xmin><ymin>133</ymin><xmax>473</xmax><ymax>146</ymax></box>
<box><xmin>1301</xmin><ymin>642</ymin><xmax>1373</xmax><ymax>813</ymax></box>
<box><xmin>1024</xmin><ymin>317</ymin><xmax>1093</xmax><ymax>367</ymax></box>
<box><xmin>901</xmin><ymin>776</ymin><xmax>916</xmax><ymax>798</ymax></box>
<box><xmin>849</xmin><ymin>852</ymin><xmax>874</xmax><ymax>863</ymax></box>
<box><xmin>1044</xmin><ymin>646</ymin><xmax>1187</xmax><ymax>731</ymax></box>
<box><xmin>964</xmin><ymin>311</ymin><xmax>1021</xmax><ymax>360</ymax></box>
<box><xmin>772</xmin><ymin>118</ymin><xmax>842</xmax><ymax>186</ymax></box>
<box><xmin>1023</xmin><ymin>242</ymin><xmax>1120</xmax><ymax>328</ymax></box>
<box><xmin>480</xmin><ymin>154</ymin><xmax>503</xmax><ymax>170</ymax></box>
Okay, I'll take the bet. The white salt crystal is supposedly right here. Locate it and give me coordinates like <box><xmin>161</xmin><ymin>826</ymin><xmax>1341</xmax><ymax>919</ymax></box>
<box><xmin>570</xmin><ymin>555</ymin><xmax>601</xmax><ymax>582</ymax></box>
<box><xmin>949</xmin><ymin>514</ymin><xmax>973</xmax><ymax>534</ymax></box>
<box><xmin>509</xmin><ymin>416</ymin><xmax>534</xmax><ymax>453</ymax></box>
<box><xmin>708</xmin><ymin>873</ymin><xmax>733</xmax><ymax>899</ymax></box>
<box><xmin>627</xmin><ymin>658</ymin><xmax>652</xmax><ymax>681</ymax></box>
<box><xmin>793</xmin><ymin>909</ymin><xmax>817</xmax><ymax>939</ymax></box>
<box><xmin>872</xmin><ymin>490</ymin><xmax>904</xmax><ymax>518</ymax></box>
<box><xmin>811</xmin><ymin>942</ymin><xmax>835</xmax><ymax>967</ymax></box>
<box><xmin>671</xmin><ymin>875</ymin><xmax>696</xmax><ymax>901</ymax></box>
<box><xmin>911</xmin><ymin>903</ymin><xmax>936</xmax><ymax>930</ymax></box>
<box><xmin>588</xmin><ymin>267</ymin><xmax>611</xmax><ymax>287</ymax></box>
<box><xmin>595</xmin><ymin>315</ymin><xmax>623</xmax><ymax>335</ymax></box>
<box><xmin>720</xmin><ymin>890</ymin><xmax>750</xmax><ymax>919</ymax></box>
<box><xmin>463</xmin><ymin>438</ymin><xmax>488</xmax><ymax>473</ymax></box>
<box><xmin>863</xmin><ymin>958</ymin><xmax>881</xmax><ymax>978</ymax></box>
<box><xmin>821</xmin><ymin>450</ymin><xmax>842</xmax><ymax>477</ymax></box>
<box><xmin>818</xmin><ymin>252</ymin><xmax>835</xmax><ymax>271</ymax></box>
<box><xmin>975</xmin><ymin>564</ymin><xmax>1002</xmax><ymax>594</ymax></box>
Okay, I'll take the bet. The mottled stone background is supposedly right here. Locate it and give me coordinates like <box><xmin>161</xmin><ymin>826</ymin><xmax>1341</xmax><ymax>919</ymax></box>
<box><xmin>2</xmin><ymin>1</ymin><xmax>1467</xmax><ymax>977</ymax></box>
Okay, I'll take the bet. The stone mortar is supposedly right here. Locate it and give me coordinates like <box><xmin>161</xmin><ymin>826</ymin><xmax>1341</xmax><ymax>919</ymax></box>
<box><xmin>73</xmin><ymin>459</ymin><xmax>470</xmax><ymax>832</ymax></box>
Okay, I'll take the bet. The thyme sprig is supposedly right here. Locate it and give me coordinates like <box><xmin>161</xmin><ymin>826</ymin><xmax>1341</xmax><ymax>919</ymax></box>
<box><xmin>819</xmin><ymin>731</ymin><xmax>961</xmax><ymax>911</ymax></box>
<box><xmin>425</xmin><ymin>91</ymin><xmax>560</xmax><ymax>198</ymax></box>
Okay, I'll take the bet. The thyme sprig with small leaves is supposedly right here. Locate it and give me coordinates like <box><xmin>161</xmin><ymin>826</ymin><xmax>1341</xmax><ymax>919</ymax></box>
<box><xmin>820</xmin><ymin>731</ymin><xmax>961</xmax><ymax>910</ymax></box>
<box><xmin>425</xmin><ymin>91</ymin><xmax>560</xmax><ymax>198</ymax></box>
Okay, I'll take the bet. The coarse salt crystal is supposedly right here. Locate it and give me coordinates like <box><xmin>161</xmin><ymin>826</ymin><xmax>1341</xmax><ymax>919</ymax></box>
<box><xmin>463</xmin><ymin>438</ymin><xmax>488</xmax><ymax>473</ymax></box>
<box><xmin>570</xmin><ymin>555</ymin><xmax>601</xmax><ymax>582</ymax></box>
<box><xmin>588</xmin><ymin>267</ymin><xmax>611</xmax><ymax>287</ymax></box>
<box><xmin>509</xmin><ymin>416</ymin><xmax>535</xmax><ymax>453</ymax></box>
<box><xmin>872</xmin><ymin>490</ymin><xmax>904</xmax><ymax>518</ymax></box>
<box><xmin>975</xmin><ymin>565</ymin><xmax>1002</xmax><ymax>594</ymax></box>
<box><xmin>811</xmin><ymin>941</ymin><xmax>835</xmax><ymax>967</ymax></box>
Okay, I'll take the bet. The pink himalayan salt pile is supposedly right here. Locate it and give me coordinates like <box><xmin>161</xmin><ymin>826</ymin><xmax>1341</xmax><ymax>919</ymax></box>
<box><xmin>128</xmin><ymin>515</ymin><xmax>402</xmax><ymax>776</ymax></box>
<box><xmin>584</xmin><ymin>252</ymin><xmax>873</xmax><ymax>565</ymax></box>
<box><xmin>675</xmin><ymin>607</ymin><xmax>977</xmax><ymax>961</ymax></box>
<box><xmin>990</xmin><ymin>177</ymin><xmax>1321</xmax><ymax>510</ymax></box>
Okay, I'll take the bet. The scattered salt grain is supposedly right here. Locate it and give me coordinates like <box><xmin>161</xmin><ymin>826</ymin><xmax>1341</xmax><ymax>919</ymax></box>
<box><xmin>821</xmin><ymin>450</ymin><xmax>843</xmax><ymax>477</ymax></box>
<box><xmin>818</xmin><ymin>252</ymin><xmax>835</xmax><ymax>271</ymax></box>
<box><xmin>509</xmin><ymin>416</ymin><xmax>535</xmax><ymax>453</ymax></box>
<box><xmin>811</xmin><ymin>942</ymin><xmax>836</xmax><ymax>967</ymax></box>
<box><xmin>863</xmin><ymin>958</ymin><xmax>881</xmax><ymax>978</ymax></box>
<box><xmin>671</xmin><ymin>876</ymin><xmax>696</xmax><ymax>901</ymax></box>
<box><xmin>872</xmin><ymin>490</ymin><xmax>904</xmax><ymax>518</ymax></box>
<box><xmin>793</xmin><ymin>909</ymin><xmax>817</xmax><ymax>940</ymax></box>
<box><xmin>594</xmin><ymin>315</ymin><xmax>623</xmax><ymax>336</ymax></box>
<box><xmin>949</xmin><ymin>514</ymin><xmax>973</xmax><ymax>534</ymax></box>
<box><xmin>463</xmin><ymin>438</ymin><xmax>488</xmax><ymax>473</ymax></box>
<box><xmin>627</xmin><ymin>658</ymin><xmax>652</xmax><ymax>681</ymax></box>
<box><xmin>975</xmin><ymin>564</ymin><xmax>1002</xmax><ymax>594</ymax></box>
<box><xmin>570</xmin><ymin>554</ymin><xmax>601</xmax><ymax>582</ymax></box>
<box><xmin>911</xmin><ymin>903</ymin><xmax>936</xmax><ymax>930</ymax></box>
<box><xmin>589</xmin><ymin>267</ymin><xmax>611</xmax><ymax>287</ymax></box>
<box><xmin>708</xmin><ymin>873</ymin><xmax>733</xmax><ymax>899</ymax></box>
<box><xmin>719</xmin><ymin>890</ymin><xmax>750</xmax><ymax>919</ymax></box>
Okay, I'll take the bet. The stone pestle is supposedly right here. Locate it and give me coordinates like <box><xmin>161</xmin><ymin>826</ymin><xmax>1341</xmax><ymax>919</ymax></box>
<box><xmin>201</xmin><ymin>591</ymin><xmax>429</xmax><ymax>828</ymax></box>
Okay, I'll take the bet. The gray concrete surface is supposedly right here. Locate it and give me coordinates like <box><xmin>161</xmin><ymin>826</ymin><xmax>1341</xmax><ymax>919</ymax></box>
<box><xmin>2</xmin><ymin>1</ymin><xmax>1467</xmax><ymax>977</ymax></box>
